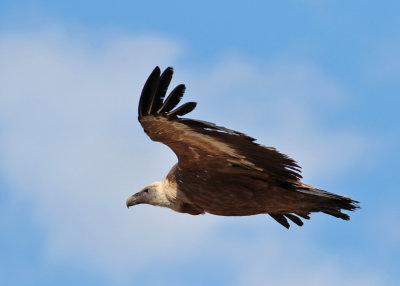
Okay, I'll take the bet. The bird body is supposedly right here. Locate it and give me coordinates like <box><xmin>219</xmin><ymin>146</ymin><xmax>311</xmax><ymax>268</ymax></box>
<box><xmin>126</xmin><ymin>66</ymin><xmax>359</xmax><ymax>228</ymax></box>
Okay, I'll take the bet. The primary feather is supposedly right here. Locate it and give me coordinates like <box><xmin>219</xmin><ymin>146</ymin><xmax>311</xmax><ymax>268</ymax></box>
<box><xmin>150</xmin><ymin>67</ymin><xmax>174</xmax><ymax>113</ymax></box>
<box><xmin>157</xmin><ymin>84</ymin><xmax>186</xmax><ymax>114</ymax></box>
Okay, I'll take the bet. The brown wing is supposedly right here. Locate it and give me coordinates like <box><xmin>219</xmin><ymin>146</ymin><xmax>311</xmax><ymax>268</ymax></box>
<box><xmin>138</xmin><ymin>67</ymin><xmax>301</xmax><ymax>187</ymax></box>
<box><xmin>137</xmin><ymin>67</ymin><xmax>359</xmax><ymax>228</ymax></box>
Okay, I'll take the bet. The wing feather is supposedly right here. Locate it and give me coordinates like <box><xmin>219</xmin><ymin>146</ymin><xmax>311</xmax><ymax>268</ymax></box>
<box><xmin>150</xmin><ymin>67</ymin><xmax>174</xmax><ymax>113</ymax></box>
<box><xmin>138</xmin><ymin>66</ymin><xmax>160</xmax><ymax>118</ymax></box>
<box><xmin>269</xmin><ymin>214</ymin><xmax>290</xmax><ymax>229</ymax></box>
<box><xmin>138</xmin><ymin>67</ymin><xmax>301</xmax><ymax>187</ymax></box>
<box><xmin>284</xmin><ymin>214</ymin><xmax>304</xmax><ymax>226</ymax></box>
<box><xmin>167</xmin><ymin>102</ymin><xmax>197</xmax><ymax>117</ymax></box>
<box><xmin>157</xmin><ymin>84</ymin><xmax>186</xmax><ymax>113</ymax></box>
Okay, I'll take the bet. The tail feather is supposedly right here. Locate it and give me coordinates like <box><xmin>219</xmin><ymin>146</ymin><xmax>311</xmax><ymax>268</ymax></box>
<box><xmin>269</xmin><ymin>185</ymin><xmax>360</xmax><ymax>229</ymax></box>
<box><xmin>297</xmin><ymin>184</ymin><xmax>360</xmax><ymax>221</ymax></box>
<box><xmin>320</xmin><ymin>208</ymin><xmax>350</xmax><ymax>220</ymax></box>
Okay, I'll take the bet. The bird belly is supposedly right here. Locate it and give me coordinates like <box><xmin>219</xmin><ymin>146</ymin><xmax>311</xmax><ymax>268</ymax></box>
<box><xmin>182</xmin><ymin>181</ymin><xmax>303</xmax><ymax>216</ymax></box>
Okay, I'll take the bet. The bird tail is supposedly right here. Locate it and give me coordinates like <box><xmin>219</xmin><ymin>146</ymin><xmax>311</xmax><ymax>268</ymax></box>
<box><xmin>269</xmin><ymin>184</ymin><xmax>359</xmax><ymax>229</ymax></box>
<box><xmin>296</xmin><ymin>183</ymin><xmax>360</xmax><ymax>220</ymax></box>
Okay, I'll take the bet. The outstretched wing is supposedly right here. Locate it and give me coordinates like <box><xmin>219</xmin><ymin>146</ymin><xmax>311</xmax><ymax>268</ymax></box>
<box><xmin>138</xmin><ymin>66</ymin><xmax>302</xmax><ymax>189</ymax></box>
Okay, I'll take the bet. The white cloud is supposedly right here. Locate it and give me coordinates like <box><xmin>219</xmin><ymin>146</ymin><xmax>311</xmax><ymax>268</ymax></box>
<box><xmin>0</xmin><ymin>30</ymin><xmax>373</xmax><ymax>284</ymax></box>
<box><xmin>0</xmin><ymin>29</ymin><xmax>213</xmax><ymax>281</ymax></box>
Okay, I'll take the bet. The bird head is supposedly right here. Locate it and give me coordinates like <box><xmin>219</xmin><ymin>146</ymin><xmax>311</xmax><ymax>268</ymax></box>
<box><xmin>126</xmin><ymin>182</ymin><xmax>164</xmax><ymax>208</ymax></box>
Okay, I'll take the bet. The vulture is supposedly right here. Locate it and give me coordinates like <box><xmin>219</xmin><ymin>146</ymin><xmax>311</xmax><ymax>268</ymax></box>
<box><xmin>126</xmin><ymin>66</ymin><xmax>359</xmax><ymax>228</ymax></box>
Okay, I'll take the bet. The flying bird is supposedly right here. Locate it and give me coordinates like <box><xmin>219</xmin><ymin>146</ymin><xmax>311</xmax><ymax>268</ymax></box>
<box><xmin>126</xmin><ymin>66</ymin><xmax>359</xmax><ymax>228</ymax></box>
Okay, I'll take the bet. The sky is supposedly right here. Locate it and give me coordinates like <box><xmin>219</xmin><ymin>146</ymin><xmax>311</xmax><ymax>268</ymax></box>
<box><xmin>0</xmin><ymin>1</ymin><xmax>399</xmax><ymax>285</ymax></box>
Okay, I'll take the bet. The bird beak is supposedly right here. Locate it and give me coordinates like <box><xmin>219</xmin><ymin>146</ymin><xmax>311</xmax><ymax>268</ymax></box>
<box><xmin>126</xmin><ymin>194</ymin><xmax>138</xmax><ymax>208</ymax></box>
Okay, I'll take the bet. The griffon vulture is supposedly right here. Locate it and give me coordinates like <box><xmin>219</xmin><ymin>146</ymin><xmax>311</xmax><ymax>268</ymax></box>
<box><xmin>126</xmin><ymin>66</ymin><xmax>359</xmax><ymax>228</ymax></box>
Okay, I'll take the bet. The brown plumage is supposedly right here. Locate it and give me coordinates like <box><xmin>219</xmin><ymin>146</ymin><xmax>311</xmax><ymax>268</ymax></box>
<box><xmin>126</xmin><ymin>66</ymin><xmax>360</xmax><ymax>228</ymax></box>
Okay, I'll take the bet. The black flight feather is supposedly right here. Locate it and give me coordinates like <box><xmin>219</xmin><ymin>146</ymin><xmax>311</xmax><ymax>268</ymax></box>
<box><xmin>284</xmin><ymin>214</ymin><xmax>304</xmax><ymax>226</ymax></box>
<box><xmin>167</xmin><ymin>102</ymin><xmax>197</xmax><ymax>117</ymax></box>
<box><xmin>269</xmin><ymin>214</ymin><xmax>290</xmax><ymax>229</ymax></box>
<box><xmin>157</xmin><ymin>84</ymin><xmax>186</xmax><ymax>113</ymax></box>
<box><xmin>295</xmin><ymin>213</ymin><xmax>311</xmax><ymax>220</ymax></box>
<box><xmin>150</xmin><ymin>67</ymin><xmax>174</xmax><ymax>114</ymax></box>
<box><xmin>139</xmin><ymin>66</ymin><xmax>160</xmax><ymax>118</ymax></box>
<box><xmin>139</xmin><ymin>67</ymin><xmax>197</xmax><ymax>119</ymax></box>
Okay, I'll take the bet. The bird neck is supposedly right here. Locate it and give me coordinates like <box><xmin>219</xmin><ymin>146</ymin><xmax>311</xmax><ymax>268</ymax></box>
<box><xmin>154</xmin><ymin>179</ymin><xmax>183</xmax><ymax>212</ymax></box>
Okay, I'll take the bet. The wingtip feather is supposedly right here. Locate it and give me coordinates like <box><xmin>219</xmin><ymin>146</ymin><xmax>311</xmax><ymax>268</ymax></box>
<box><xmin>150</xmin><ymin>67</ymin><xmax>174</xmax><ymax>113</ymax></box>
<box><xmin>284</xmin><ymin>214</ymin><xmax>304</xmax><ymax>226</ymax></box>
<box><xmin>138</xmin><ymin>66</ymin><xmax>196</xmax><ymax>120</ymax></box>
<box><xmin>167</xmin><ymin>102</ymin><xmax>197</xmax><ymax>117</ymax></box>
<box><xmin>139</xmin><ymin>66</ymin><xmax>161</xmax><ymax>119</ymax></box>
<box><xmin>157</xmin><ymin>84</ymin><xmax>186</xmax><ymax>114</ymax></box>
<box><xmin>269</xmin><ymin>214</ymin><xmax>290</xmax><ymax>229</ymax></box>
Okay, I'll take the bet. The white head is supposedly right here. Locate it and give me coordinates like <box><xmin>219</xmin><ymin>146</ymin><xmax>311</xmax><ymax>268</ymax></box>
<box><xmin>126</xmin><ymin>181</ymin><xmax>171</xmax><ymax>208</ymax></box>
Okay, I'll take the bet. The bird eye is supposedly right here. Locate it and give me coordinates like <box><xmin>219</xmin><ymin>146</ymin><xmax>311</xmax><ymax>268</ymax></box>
<box><xmin>143</xmin><ymin>188</ymin><xmax>149</xmax><ymax>193</ymax></box>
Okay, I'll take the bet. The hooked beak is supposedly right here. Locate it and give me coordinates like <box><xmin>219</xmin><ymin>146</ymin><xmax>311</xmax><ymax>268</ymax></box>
<box><xmin>126</xmin><ymin>194</ymin><xmax>138</xmax><ymax>208</ymax></box>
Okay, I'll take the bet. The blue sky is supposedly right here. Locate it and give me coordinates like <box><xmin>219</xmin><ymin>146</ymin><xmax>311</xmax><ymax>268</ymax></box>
<box><xmin>0</xmin><ymin>1</ymin><xmax>399</xmax><ymax>285</ymax></box>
